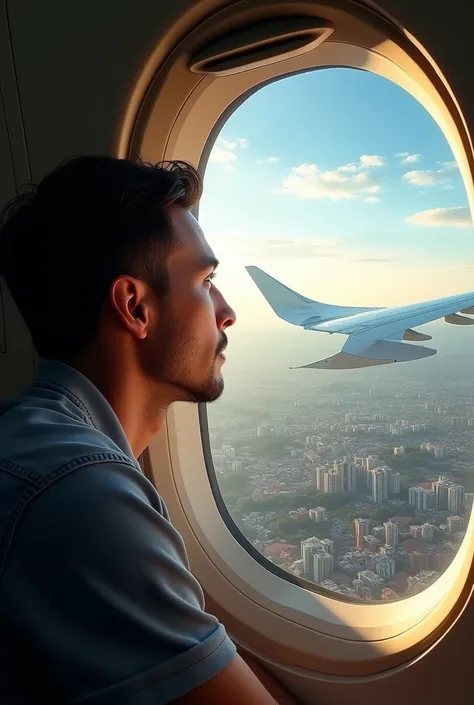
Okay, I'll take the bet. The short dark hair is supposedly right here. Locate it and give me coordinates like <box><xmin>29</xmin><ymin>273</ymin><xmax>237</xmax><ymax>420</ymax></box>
<box><xmin>0</xmin><ymin>156</ymin><xmax>203</xmax><ymax>360</ymax></box>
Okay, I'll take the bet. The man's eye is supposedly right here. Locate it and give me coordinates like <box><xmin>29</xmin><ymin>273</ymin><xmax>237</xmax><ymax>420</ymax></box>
<box><xmin>205</xmin><ymin>272</ymin><xmax>217</xmax><ymax>284</ymax></box>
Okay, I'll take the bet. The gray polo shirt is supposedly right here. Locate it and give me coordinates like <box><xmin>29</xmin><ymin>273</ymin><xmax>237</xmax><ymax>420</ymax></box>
<box><xmin>0</xmin><ymin>359</ymin><xmax>236</xmax><ymax>704</ymax></box>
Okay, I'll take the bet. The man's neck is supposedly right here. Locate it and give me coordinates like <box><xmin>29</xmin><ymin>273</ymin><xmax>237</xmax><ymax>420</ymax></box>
<box><xmin>69</xmin><ymin>353</ymin><xmax>168</xmax><ymax>457</ymax></box>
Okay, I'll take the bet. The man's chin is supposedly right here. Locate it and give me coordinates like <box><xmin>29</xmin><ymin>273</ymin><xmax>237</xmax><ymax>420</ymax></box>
<box><xmin>175</xmin><ymin>376</ymin><xmax>224</xmax><ymax>404</ymax></box>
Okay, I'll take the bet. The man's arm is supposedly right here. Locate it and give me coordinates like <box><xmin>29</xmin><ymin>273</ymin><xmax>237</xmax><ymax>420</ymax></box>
<box><xmin>173</xmin><ymin>653</ymin><xmax>282</xmax><ymax>704</ymax></box>
<box><xmin>3</xmin><ymin>461</ymin><xmax>282</xmax><ymax>704</ymax></box>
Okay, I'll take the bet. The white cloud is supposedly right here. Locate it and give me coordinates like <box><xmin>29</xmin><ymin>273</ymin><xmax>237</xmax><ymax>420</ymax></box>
<box><xmin>209</xmin><ymin>147</ymin><xmax>237</xmax><ymax>169</ymax></box>
<box><xmin>219</xmin><ymin>137</ymin><xmax>248</xmax><ymax>149</ymax></box>
<box><xmin>405</xmin><ymin>206</ymin><xmax>472</xmax><ymax>228</ymax></box>
<box><xmin>258</xmin><ymin>156</ymin><xmax>280</xmax><ymax>164</ymax></box>
<box><xmin>400</xmin><ymin>153</ymin><xmax>421</xmax><ymax>164</ymax></box>
<box><xmin>350</xmin><ymin>255</ymin><xmax>393</xmax><ymax>263</ymax></box>
<box><xmin>276</xmin><ymin>162</ymin><xmax>382</xmax><ymax>201</ymax></box>
<box><xmin>365</xmin><ymin>196</ymin><xmax>380</xmax><ymax>203</ymax></box>
<box><xmin>395</xmin><ymin>152</ymin><xmax>422</xmax><ymax>164</ymax></box>
<box><xmin>360</xmin><ymin>154</ymin><xmax>385</xmax><ymax>167</ymax></box>
<box><xmin>225</xmin><ymin>235</ymin><xmax>343</xmax><ymax>260</ymax></box>
<box><xmin>208</xmin><ymin>136</ymin><xmax>249</xmax><ymax>171</ymax></box>
<box><xmin>403</xmin><ymin>168</ymin><xmax>453</xmax><ymax>186</ymax></box>
<box><xmin>403</xmin><ymin>159</ymin><xmax>460</xmax><ymax>187</ymax></box>
<box><xmin>213</xmin><ymin>234</ymin><xmax>394</xmax><ymax>265</ymax></box>
<box><xmin>338</xmin><ymin>163</ymin><xmax>358</xmax><ymax>172</ymax></box>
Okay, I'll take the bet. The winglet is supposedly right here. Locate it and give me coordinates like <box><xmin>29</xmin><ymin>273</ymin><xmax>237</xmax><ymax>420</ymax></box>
<box><xmin>245</xmin><ymin>266</ymin><xmax>316</xmax><ymax>325</ymax></box>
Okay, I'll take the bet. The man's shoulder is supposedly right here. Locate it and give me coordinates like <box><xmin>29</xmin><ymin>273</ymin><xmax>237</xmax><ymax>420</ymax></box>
<box><xmin>0</xmin><ymin>388</ymin><xmax>135</xmax><ymax>480</ymax></box>
<box><xmin>0</xmin><ymin>389</ymin><xmax>173</xmax><ymax>584</ymax></box>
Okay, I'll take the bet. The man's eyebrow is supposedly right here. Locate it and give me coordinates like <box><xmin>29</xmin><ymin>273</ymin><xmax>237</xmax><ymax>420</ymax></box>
<box><xmin>198</xmin><ymin>255</ymin><xmax>219</xmax><ymax>271</ymax></box>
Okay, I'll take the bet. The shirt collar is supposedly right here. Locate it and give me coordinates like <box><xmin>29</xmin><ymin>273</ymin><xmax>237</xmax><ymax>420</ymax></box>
<box><xmin>33</xmin><ymin>358</ymin><xmax>136</xmax><ymax>461</ymax></box>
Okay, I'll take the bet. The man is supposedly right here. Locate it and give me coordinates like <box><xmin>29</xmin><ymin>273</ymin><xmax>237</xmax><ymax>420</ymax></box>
<box><xmin>0</xmin><ymin>157</ymin><xmax>283</xmax><ymax>704</ymax></box>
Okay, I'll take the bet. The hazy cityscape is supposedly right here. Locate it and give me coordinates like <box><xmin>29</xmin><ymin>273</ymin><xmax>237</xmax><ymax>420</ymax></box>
<box><xmin>208</xmin><ymin>326</ymin><xmax>474</xmax><ymax>602</ymax></box>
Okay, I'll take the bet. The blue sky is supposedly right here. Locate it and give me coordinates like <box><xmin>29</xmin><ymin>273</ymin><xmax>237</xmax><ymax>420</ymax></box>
<box><xmin>199</xmin><ymin>68</ymin><xmax>473</xmax><ymax>329</ymax></box>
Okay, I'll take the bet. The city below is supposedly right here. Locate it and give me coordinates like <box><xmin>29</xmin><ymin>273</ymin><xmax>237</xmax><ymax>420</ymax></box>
<box><xmin>208</xmin><ymin>331</ymin><xmax>474</xmax><ymax>602</ymax></box>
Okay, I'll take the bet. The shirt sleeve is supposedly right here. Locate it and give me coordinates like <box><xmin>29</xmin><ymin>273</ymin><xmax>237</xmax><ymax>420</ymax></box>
<box><xmin>1</xmin><ymin>461</ymin><xmax>236</xmax><ymax>704</ymax></box>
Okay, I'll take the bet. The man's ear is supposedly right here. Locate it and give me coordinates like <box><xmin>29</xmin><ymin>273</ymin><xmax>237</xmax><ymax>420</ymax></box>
<box><xmin>109</xmin><ymin>275</ymin><xmax>152</xmax><ymax>340</ymax></box>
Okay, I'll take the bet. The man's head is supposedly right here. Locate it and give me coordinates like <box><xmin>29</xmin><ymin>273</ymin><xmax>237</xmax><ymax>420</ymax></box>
<box><xmin>0</xmin><ymin>156</ymin><xmax>235</xmax><ymax>404</ymax></box>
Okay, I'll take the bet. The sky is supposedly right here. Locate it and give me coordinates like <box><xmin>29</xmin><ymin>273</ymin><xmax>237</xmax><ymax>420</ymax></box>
<box><xmin>198</xmin><ymin>68</ymin><xmax>474</xmax><ymax>342</ymax></box>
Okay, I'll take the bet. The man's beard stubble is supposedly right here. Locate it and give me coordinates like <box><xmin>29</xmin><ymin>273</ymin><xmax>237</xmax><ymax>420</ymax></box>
<box><xmin>140</xmin><ymin>313</ymin><xmax>227</xmax><ymax>404</ymax></box>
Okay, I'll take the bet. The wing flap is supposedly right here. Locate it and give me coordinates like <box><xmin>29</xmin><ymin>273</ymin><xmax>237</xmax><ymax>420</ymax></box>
<box><xmin>291</xmin><ymin>337</ymin><xmax>437</xmax><ymax>370</ymax></box>
<box><xmin>291</xmin><ymin>352</ymin><xmax>392</xmax><ymax>370</ymax></box>
<box><xmin>445</xmin><ymin>313</ymin><xmax>474</xmax><ymax>325</ymax></box>
<box><xmin>403</xmin><ymin>328</ymin><xmax>432</xmax><ymax>341</ymax></box>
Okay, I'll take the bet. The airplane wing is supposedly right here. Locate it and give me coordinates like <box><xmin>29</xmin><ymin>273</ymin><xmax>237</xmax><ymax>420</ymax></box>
<box><xmin>245</xmin><ymin>265</ymin><xmax>474</xmax><ymax>370</ymax></box>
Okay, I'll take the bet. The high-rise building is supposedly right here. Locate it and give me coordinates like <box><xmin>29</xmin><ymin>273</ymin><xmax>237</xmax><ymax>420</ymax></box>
<box><xmin>357</xmin><ymin>570</ymin><xmax>385</xmax><ymax>599</ymax></box>
<box><xmin>309</xmin><ymin>507</ymin><xmax>327</xmax><ymax>523</ymax></box>
<box><xmin>448</xmin><ymin>484</ymin><xmax>465</xmax><ymax>514</ymax></box>
<box><xmin>354</xmin><ymin>518</ymin><xmax>372</xmax><ymax>548</ymax></box>
<box><xmin>372</xmin><ymin>525</ymin><xmax>385</xmax><ymax>542</ymax></box>
<box><xmin>447</xmin><ymin>515</ymin><xmax>465</xmax><ymax>534</ymax></box>
<box><xmin>301</xmin><ymin>537</ymin><xmax>323</xmax><ymax>575</ymax></box>
<box><xmin>356</xmin><ymin>464</ymin><xmax>366</xmax><ymax>488</ymax></box>
<box><xmin>256</xmin><ymin>424</ymin><xmax>271</xmax><ymax>437</ymax></box>
<box><xmin>465</xmin><ymin>493</ymin><xmax>474</xmax><ymax>510</ymax></box>
<box><xmin>408</xmin><ymin>552</ymin><xmax>432</xmax><ymax>573</ymax></box>
<box><xmin>421</xmin><ymin>523</ymin><xmax>435</xmax><ymax>541</ymax></box>
<box><xmin>324</xmin><ymin>470</ymin><xmax>339</xmax><ymax>494</ymax></box>
<box><xmin>433</xmin><ymin>446</ymin><xmax>444</xmax><ymax>459</ymax></box>
<box><xmin>371</xmin><ymin>555</ymin><xmax>396</xmax><ymax>580</ymax></box>
<box><xmin>408</xmin><ymin>487</ymin><xmax>417</xmax><ymax>508</ymax></box>
<box><xmin>432</xmin><ymin>476</ymin><xmax>451</xmax><ymax>509</ymax></box>
<box><xmin>410</xmin><ymin>525</ymin><xmax>423</xmax><ymax>539</ymax></box>
<box><xmin>318</xmin><ymin>538</ymin><xmax>334</xmax><ymax>555</ymax></box>
<box><xmin>231</xmin><ymin>460</ymin><xmax>242</xmax><ymax>472</ymax></box>
<box><xmin>301</xmin><ymin>537</ymin><xmax>334</xmax><ymax>583</ymax></box>
<box><xmin>365</xmin><ymin>455</ymin><xmax>379</xmax><ymax>471</ymax></box>
<box><xmin>313</xmin><ymin>551</ymin><xmax>334</xmax><ymax>584</ymax></box>
<box><xmin>450</xmin><ymin>416</ymin><xmax>468</xmax><ymax>430</ymax></box>
<box><xmin>353</xmin><ymin>579</ymin><xmax>373</xmax><ymax>601</ymax></box>
<box><xmin>382</xmin><ymin>466</ymin><xmax>390</xmax><ymax>499</ymax></box>
<box><xmin>223</xmin><ymin>445</ymin><xmax>235</xmax><ymax>460</ymax></box>
<box><xmin>333</xmin><ymin>460</ymin><xmax>357</xmax><ymax>493</ymax></box>
<box><xmin>370</xmin><ymin>468</ymin><xmax>388</xmax><ymax>503</ymax></box>
<box><xmin>346</xmin><ymin>462</ymin><xmax>357</xmax><ymax>493</ymax></box>
<box><xmin>388</xmin><ymin>471</ymin><xmax>401</xmax><ymax>495</ymax></box>
<box><xmin>316</xmin><ymin>466</ymin><xmax>326</xmax><ymax>491</ymax></box>
<box><xmin>409</xmin><ymin>486</ymin><xmax>434</xmax><ymax>512</ymax></box>
<box><xmin>384</xmin><ymin>520</ymin><xmax>399</xmax><ymax>547</ymax></box>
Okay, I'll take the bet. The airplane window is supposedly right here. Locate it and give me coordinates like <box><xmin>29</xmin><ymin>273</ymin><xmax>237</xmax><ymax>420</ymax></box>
<box><xmin>199</xmin><ymin>68</ymin><xmax>474</xmax><ymax>602</ymax></box>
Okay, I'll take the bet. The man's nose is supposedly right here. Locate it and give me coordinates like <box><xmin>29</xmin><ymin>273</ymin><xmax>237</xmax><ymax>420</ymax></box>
<box><xmin>216</xmin><ymin>293</ymin><xmax>236</xmax><ymax>330</ymax></box>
